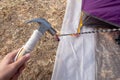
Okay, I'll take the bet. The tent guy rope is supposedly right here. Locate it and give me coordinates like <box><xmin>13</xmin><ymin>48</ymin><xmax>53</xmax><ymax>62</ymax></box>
<box><xmin>57</xmin><ymin>28</ymin><xmax>120</xmax><ymax>37</ymax></box>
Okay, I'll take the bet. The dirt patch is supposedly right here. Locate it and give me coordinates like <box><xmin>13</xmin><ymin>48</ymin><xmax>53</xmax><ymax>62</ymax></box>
<box><xmin>0</xmin><ymin>0</ymin><xmax>66</xmax><ymax>80</ymax></box>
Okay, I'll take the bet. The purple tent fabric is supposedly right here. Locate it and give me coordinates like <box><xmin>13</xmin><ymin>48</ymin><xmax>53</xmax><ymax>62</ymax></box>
<box><xmin>82</xmin><ymin>0</ymin><xmax>120</xmax><ymax>27</ymax></box>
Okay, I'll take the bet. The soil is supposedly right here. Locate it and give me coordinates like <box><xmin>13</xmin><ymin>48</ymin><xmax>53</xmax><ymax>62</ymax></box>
<box><xmin>0</xmin><ymin>0</ymin><xmax>66</xmax><ymax>80</ymax></box>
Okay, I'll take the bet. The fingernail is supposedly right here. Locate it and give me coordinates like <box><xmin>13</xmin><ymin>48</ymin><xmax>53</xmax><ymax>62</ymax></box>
<box><xmin>25</xmin><ymin>53</ymin><xmax>30</xmax><ymax>57</ymax></box>
<box><xmin>25</xmin><ymin>53</ymin><xmax>30</xmax><ymax>60</ymax></box>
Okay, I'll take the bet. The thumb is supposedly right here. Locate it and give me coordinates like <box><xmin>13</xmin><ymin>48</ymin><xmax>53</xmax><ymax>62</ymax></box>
<box><xmin>12</xmin><ymin>54</ymin><xmax>30</xmax><ymax>69</ymax></box>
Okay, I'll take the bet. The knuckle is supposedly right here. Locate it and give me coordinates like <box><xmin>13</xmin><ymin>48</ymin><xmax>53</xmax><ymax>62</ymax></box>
<box><xmin>9</xmin><ymin>65</ymin><xmax>16</xmax><ymax>69</ymax></box>
<box><xmin>5</xmin><ymin>53</ymin><xmax>11</xmax><ymax>58</ymax></box>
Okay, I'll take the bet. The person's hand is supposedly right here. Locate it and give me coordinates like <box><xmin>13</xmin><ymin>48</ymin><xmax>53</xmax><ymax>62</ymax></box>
<box><xmin>0</xmin><ymin>49</ymin><xmax>30</xmax><ymax>80</ymax></box>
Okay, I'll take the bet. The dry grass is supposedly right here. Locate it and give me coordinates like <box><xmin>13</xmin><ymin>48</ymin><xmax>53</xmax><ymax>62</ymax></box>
<box><xmin>0</xmin><ymin>0</ymin><xmax>66</xmax><ymax>80</ymax></box>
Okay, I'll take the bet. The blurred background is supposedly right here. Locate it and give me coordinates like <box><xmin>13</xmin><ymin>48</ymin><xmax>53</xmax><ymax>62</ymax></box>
<box><xmin>0</xmin><ymin>0</ymin><xmax>66</xmax><ymax>80</ymax></box>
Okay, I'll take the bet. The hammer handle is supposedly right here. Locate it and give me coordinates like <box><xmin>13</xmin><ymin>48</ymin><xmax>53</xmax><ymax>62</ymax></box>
<box><xmin>14</xmin><ymin>30</ymin><xmax>43</xmax><ymax>61</ymax></box>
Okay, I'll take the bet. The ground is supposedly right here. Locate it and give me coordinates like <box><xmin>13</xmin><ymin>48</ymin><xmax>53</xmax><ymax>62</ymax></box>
<box><xmin>0</xmin><ymin>0</ymin><xmax>66</xmax><ymax>80</ymax></box>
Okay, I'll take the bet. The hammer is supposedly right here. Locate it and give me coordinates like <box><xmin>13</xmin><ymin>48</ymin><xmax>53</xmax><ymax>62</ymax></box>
<box><xmin>14</xmin><ymin>18</ymin><xmax>57</xmax><ymax>61</ymax></box>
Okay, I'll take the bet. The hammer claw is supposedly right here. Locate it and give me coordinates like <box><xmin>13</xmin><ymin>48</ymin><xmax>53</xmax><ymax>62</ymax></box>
<box><xmin>26</xmin><ymin>18</ymin><xmax>57</xmax><ymax>35</ymax></box>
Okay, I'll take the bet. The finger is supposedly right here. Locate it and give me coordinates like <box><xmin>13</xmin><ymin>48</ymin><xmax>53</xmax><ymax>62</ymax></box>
<box><xmin>11</xmin><ymin>72</ymin><xmax>20</xmax><ymax>80</ymax></box>
<box><xmin>10</xmin><ymin>64</ymin><xmax>25</xmax><ymax>80</ymax></box>
<box><xmin>12</xmin><ymin>53</ymin><xmax>30</xmax><ymax>70</ymax></box>
<box><xmin>3</xmin><ymin>49</ymin><xmax>20</xmax><ymax>64</ymax></box>
<box><xmin>18</xmin><ymin>64</ymin><xmax>25</xmax><ymax>73</ymax></box>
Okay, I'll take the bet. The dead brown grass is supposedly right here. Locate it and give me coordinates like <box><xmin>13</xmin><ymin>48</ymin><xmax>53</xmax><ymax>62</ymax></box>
<box><xmin>0</xmin><ymin>0</ymin><xmax>66</xmax><ymax>80</ymax></box>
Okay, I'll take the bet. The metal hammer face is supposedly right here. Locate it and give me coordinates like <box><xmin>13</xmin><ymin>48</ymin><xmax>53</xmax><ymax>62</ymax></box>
<box><xmin>26</xmin><ymin>18</ymin><xmax>57</xmax><ymax>36</ymax></box>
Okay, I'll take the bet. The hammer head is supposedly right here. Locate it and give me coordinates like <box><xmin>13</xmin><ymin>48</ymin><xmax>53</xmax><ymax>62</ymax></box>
<box><xmin>26</xmin><ymin>18</ymin><xmax>57</xmax><ymax>36</ymax></box>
